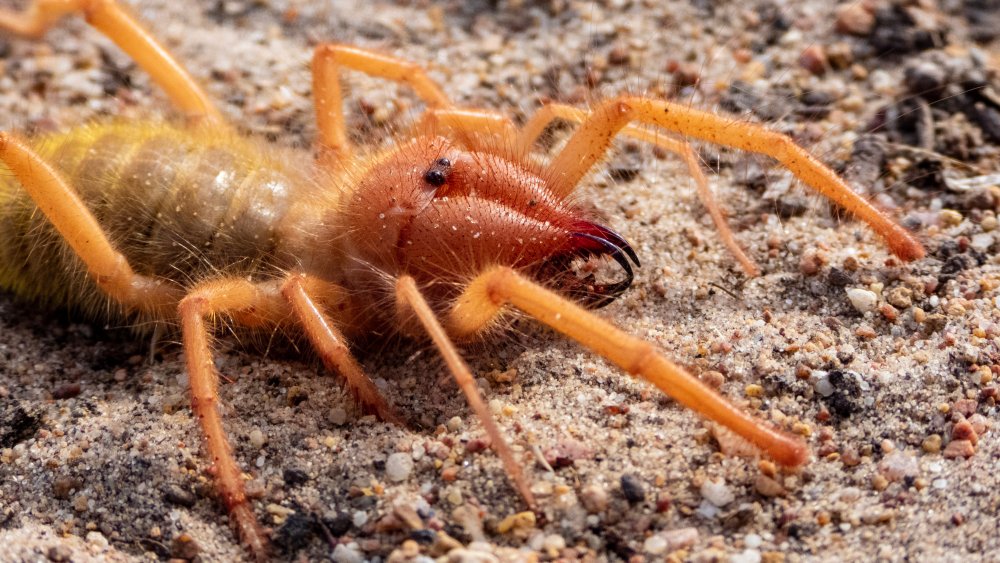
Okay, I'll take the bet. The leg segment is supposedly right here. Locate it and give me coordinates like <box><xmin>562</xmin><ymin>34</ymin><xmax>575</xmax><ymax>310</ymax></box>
<box><xmin>0</xmin><ymin>0</ymin><xmax>220</xmax><ymax>121</ymax></box>
<box><xmin>395</xmin><ymin>276</ymin><xmax>537</xmax><ymax>509</ymax></box>
<box><xmin>312</xmin><ymin>44</ymin><xmax>453</xmax><ymax>160</ymax></box>
<box><xmin>180</xmin><ymin>273</ymin><xmax>399</xmax><ymax>557</ymax></box>
<box><xmin>0</xmin><ymin>132</ymin><xmax>182</xmax><ymax>315</ymax></box>
<box><xmin>415</xmin><ymin>108</ymin><xmax>518</xmax><ymax>153</ymax></box>
<box><xmin>519</xmin><ymin>103</ymin><xmax>759</xmax><ymax>276</ymax></box>
<box><xmin>446</xmin><ymin>266</ymin><xmax>809</xmax><ymax>468</ymax></box>
<box><xmin>179</xmin><ymin>278</ymin><xmax>283</xmax><ymax>557</ymax></box>
<box><xmin>281</xmin><ymin>273</ymin><xmax>402</xmax><ymax>424</ymax></box>
<box><xmin>544</xmin><ymin>96</ymin><xmax>925</xmax><ymax>262</ymax></box>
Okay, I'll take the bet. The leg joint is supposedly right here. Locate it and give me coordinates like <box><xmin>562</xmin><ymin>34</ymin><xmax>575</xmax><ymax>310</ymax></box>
<box><xmin>178</xmin><ymin>293</ymin><xmax>211</xmax><ymax>318</ymax></box>
<box><xmin>626</xmin><ymin>342</ymin><xmax>657</xmax><ymax>376</ymax></box>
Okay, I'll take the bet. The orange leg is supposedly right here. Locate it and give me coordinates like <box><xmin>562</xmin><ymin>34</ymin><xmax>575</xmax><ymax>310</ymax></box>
<box><xmin>395</xmin><ymin>276</ymin><xmax>537</xmax><ymax>510</ymax></box>
<box><xmin>312</xmin><ymin>44</ymin><xmax>453</xmax><ymax>161</ymax></box>
<box><xmin>519</xmin><ymin>103</ymin><xmax>759</xmax><ymax>276</ymax></box>
<box><xmin>178</xmin><ymin>278</ymin><xmax>281</xmax><ymax>558</ymax></box>
<box><xmin>414</xmin><ymin>108</ymin><xmax>518</xmax><ymax>154</ymax></box>
<box><xmin>544</xmin><ymin>96</ymin><xmax>925</xmax><ymax>262</ymax></box>
<box><xmin>0</xmin><ymin>132</ymin><xmax>182</xmax><ymax>315</ymax></box>
<box><xmin>0</xmin><ymin>0</ymin><xmax>220</xmax><ymax>122</ymax></box>
<box><xmin>281</xmin><ymin>273</ymin><xmax>403</xmax><ymax>424</ymax></box>
<box><xmin>179</xmin><ymin>273</ymin><xmax>400</xmax><ymax>555</ymax></box>
<box><xmin>445</xmin><ymin>266</ymin><xmax>810</xmax><ymax>468</ymax></box>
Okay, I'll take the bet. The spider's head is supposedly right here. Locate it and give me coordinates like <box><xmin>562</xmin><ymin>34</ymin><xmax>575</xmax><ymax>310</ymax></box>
<box><xmin>342</xmin><ymin>135</ymin><xmax>639</xmax><ymax>306</ymax></box>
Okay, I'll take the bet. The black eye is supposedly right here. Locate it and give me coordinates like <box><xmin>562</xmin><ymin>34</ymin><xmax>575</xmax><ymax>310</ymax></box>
<box><xmin>424</xmin><ymin>157</ymin><xmax>452</xmax><ymax>188</ymax></box>
<box><xmin>424</xmin><ymin>169</ymin><xmax>446</xmax><ymax>187</ymax></box>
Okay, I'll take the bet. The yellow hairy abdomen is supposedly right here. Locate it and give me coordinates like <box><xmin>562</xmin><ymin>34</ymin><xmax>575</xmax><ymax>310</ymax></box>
<box><xmin>0</xmin><ymin>121</ymin><xmax>317</xmax><ymax>318</ymax></box>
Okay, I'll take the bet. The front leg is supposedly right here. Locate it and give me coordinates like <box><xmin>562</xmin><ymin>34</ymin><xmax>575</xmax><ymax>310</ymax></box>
<box><xmin>544</xmin><ymin>96</ymin><xmax>925</xmax><ymax>262</ymax></box>
<box><xmin>445</xmin><ymin>266</ymin><xmax>810</xmax><ymax>468</ymax></box>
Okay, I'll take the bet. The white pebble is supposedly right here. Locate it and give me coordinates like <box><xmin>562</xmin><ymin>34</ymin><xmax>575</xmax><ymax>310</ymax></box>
<box><xmin>85</xmin><ymin>531</ymin><xmax>109</xmax><ymax>549</ymax></box>
<box><xmin>700</xmin><ymin>479</ymin><xmax>735</xmax><ymax>507</ymax></box>
<box><xmin>249</xmin><ymin>428</ymin><xmax>266</xmax><ymax>449</ymax></box>
<box><xmin>695</xmin><ymin>500</ymin><xmax>719</xmax><ymax>518</ymax></box>
<box><xmin>352</xmin><ymin>510</ymin><xmax>368</xmax><ymax>527</ymax></box>
<box><xmin>664</xmin><ymin>527</ymin><xmax>699</xmax><ymax>549</ymax></box>
<box><xmin>332</xmin><ymin>543</ymin><xmax>364</xmax><ymax>563</ymax></box>
<box><xmin>971</xmin><ymin>233</ymin><xmax>995</xmax><ymax>252</ymax></box>
<box><xmin>446</xmin><ymin>416</ymin><xmax>464</xmax><ymax>432</ymax></box>
<box><xmin>542</xmin><ymin>534</ymin><xmax>566</xmax><ymax>552</ymax></box>
<box><xmin>878</xmin><ymin>450</ymin><xmax>918</xmax><ymax>482</ymax></box>
<box><xmin>815</xmin><ymin>375</ymin><xmax>834</xmax><ymax>397</ymax></box>
<box><xmin>932</xmin><ymin>478</ymin><xmax>948</xmax><ymax>490</ymax></box>
<box><xmin>846</xmin><ymin>288</ymin><xmax>878</xmax><ymax>313</ymax></box>
<box><xmin>731</xmin><ymin>549</ymin><xmax>762</xmax><ymax>563</ymax></box>
<box><xmin>744</xmin><ymin>533</ymin><xmax>762</xmax><ymax>548</ymax></box>
<box><xmin>643</xmin><ymin>534</ymin><xmax>669</xmax><ymax>555</ymax></box>
<box><xmin>386</xmin><ymin>452</ymin><xmax>414</xmax><ymax>482</ymax></box>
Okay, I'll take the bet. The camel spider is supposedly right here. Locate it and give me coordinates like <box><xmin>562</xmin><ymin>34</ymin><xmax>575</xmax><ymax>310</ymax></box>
<box><xmin>0</xmin><ymin>0</ymin><xmax>925</xmax><ymax>558</ymax></box>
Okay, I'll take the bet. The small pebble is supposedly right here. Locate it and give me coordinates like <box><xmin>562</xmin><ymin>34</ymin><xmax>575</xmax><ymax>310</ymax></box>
<box><xmin>943</xmin><ymin>440</ymin><xmax>975</xmax><ymax>459</ymax></box>
<box><xmin>799</xmin><ymin>45</ymin><xmax>828</xmax><ymax>75</ymax></box>
<box><xmin>951</xmin><ymin>421</ymin><xmax>978</xmax><ymax>446</ymax></box>
<box><xmin>835</xmin><ymin>3</ymin><xmax>875</xmax><ymax>35</ymax></box>
<box><xmin>970</xmin><ymin>233</ymin><xmax>994</xmax><ymax>252</ymax></box>
<box><xmin>732</xmin><ymin>549</ymin><xmax>763</xmax><ymax>563</ymax></box>
<box><xmin>620</xmin><ymin>474</ymin><xmax>645</xmax><ymax>504</ymax></box>
<box><xmin>878</xmin><ymin>450</ymin><xmax>918</xmax><ymax>482</ymax></box>
<box><xmin>386</xmin><ymin>452</ymin><xmax>414</xmax><ymax>482</ymax></box>
<box><xmin>496</xmin><ymin>511</ymin><xmax>535</xmax><ymax>534</ymax></box>
<box><xmin>643</xmin><ymin>534</ymin><xmax>669</xmax><ymax>555</ymax></box>
<box><xmin>85</xmin><ymin>531</ymin><xmax>108</xmax><ymax>550</ymax></box>
<box><xmin>580</xmin><ymin>482</ymin><xmax>609</xmax><ymax>513</ymax></box>
<box><xmin>662</xmin><ymin>527</ymin><xmax>699</xmax><ymax>550</ymax></box>
<box><xmin>754</xmin><ymin>475</ymin><xmax>785</xmax><ymax>497</ymax></box>
<box><xmin>846</xmin><ymin>288</ymin><xmax>878</xmax><ymax>313</ymax></box>
<box><xmin>332</xmin><ymin>543</ymin><xmax>364</xmax><ymax>563</ymax></box>
<box><xmin>446</xmin><ymin>416</ymin><xmax>463</xmax><ymax>432</ymax></box>
<box><xmin>922</xmin><ymin>434</ymin><xmax>942</xmax><ymax>454</ymax></box>
<box><xmin>700</xmin><ymin>479</ymin><xmax>735</xmax><ymax>507</ymax></box>
<box><xmin>248</xmin><ymin>428</ymin><xmax>266</xmax><ymax>449</ymax></box>
<box><xmin>542</xmin><ymin>534</ymin><xmax>566</xmax><ymax>553</ymax></box>
<box><xmin>939</xmin><ymin>209</ymin><xmax>963</xmax><ymax>226</ymax></box>
<box><xmin>886</xmin><ymin>287</ymin><xmax>913</xmax><ymax>309</ymax></box>
<box><xmin>329</xmin><ymin>407</ymin><xmax>348</xmax><ymax>426</ymax></box>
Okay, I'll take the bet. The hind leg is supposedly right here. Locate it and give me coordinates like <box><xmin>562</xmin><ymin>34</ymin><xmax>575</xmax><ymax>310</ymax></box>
<box><xmin>0</xmin><ymin>0</ymin><xmax>220</xmax><ymax>121</ymax></box>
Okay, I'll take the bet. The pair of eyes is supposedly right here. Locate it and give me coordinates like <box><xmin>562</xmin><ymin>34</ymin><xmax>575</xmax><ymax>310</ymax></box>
<box><xmin>423</xmin><ymin>157</ymin><xmax>451</xmax><ymax>188</ymax></box>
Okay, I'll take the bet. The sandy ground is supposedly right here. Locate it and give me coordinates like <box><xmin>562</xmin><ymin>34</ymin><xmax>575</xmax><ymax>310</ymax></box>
<box><xmin>1</xmin><ymin>0</ymin><xmax>999</xmax><ymax>561</ymax></box>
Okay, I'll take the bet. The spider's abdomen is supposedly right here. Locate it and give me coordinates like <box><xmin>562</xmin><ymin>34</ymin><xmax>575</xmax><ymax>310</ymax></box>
<box><xmin>0</xmin><ymin>121</ymin><xmax>319</xmax><ymax>316</ymax></box>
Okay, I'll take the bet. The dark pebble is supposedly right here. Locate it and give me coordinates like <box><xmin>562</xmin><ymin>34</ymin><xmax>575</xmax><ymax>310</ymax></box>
<box><xmin>162</xmin><ymin>484</ymin><xmax>197</xmax><ymax>508</ymax></box>
<box><xmin>52</xmin><ymin>383</ymin><xmax>81</xmax><ymax>400</ymax></box>
<box><xmin>350</xmin><ymin>494</ymin><xmax>378</xmax><ymax>509</ymax></box>
<box><xmin>46</xmin><ymin>545</ymin><xmax>72</xmax><ymax>562</ymax></box>
<box><xmin>323</xmin><ymin>512</ymin><xmax>354</xmax><ymax>536</ymax></box>
<box><xmin>272</xmin><ymin>512</ymin><xmax>317</xmax><ymax>553</ymax></box>
<box><xmin>410</xmin><ymin>529</ymin><xmax>437</xmax><ymax>544</ymax></box>
<box><xmin>620</xmin><ymin>474</ymin><xmax>645</xmax><ymax>504</ymax></box>
<box><xmin>905</xmin><ymin>60</ymin><xmax>948</xmax><ymax>100</ymax></box>
<box><xmin>52</xmin><ymin>476</ymin><xmax>82</xmax><ymax>500</ymax></box>
<box><xmin>827</xmin><ymin>268</ymin><xmax>854</xmax><ymax>287</ymax></box>
<box><xmin>283</xmin><ymin>467</ymin><xmax>310</xmax><ymax>487</ymax></box>
<box><xmin>822</xmin><ymin>370</ymin><xmax>864</xmax><ymax>418</ymax></box>
<box><xmin>0</xmin><ymin>402</ymin><xmax>41</xmax><ymax>449</ymax></box>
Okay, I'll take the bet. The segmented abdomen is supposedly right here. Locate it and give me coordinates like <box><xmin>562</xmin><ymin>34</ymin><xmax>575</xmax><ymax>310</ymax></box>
<box><xmin>0</xmin><ymin>122</ymin><xmax>316</xmax><ymax>317</ymax></box>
